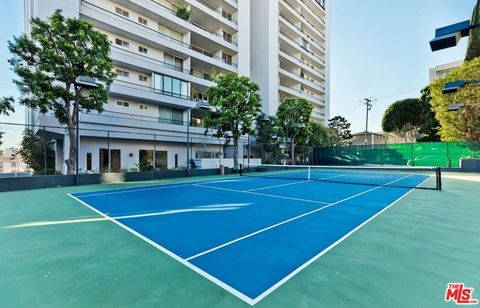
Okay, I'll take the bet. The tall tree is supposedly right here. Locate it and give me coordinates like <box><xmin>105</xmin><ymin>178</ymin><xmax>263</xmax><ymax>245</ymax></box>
<box><xmin>276</xmin><ymin>98</ymin><xmax>312</xmax><ymax>165</ymax></box>
<box><xmin>382</xmin><ymin>98</ymin><xmax>426</xmax><ymax>143</ymax></box>
<box><xmin>466</xmin><ymin>0</ymin><xmax>480</xmax><ymax>61</ymax></box>
<box><xmin>0</xmin><ymin>10</ymin><xmax>115</xmax><ymax>174</ymax></box>
<box><xmin>328</xmin><ymin>116</ymin><xmax>352</xmax><ymax>146</ymax></box>
<box><xmin>429</xmin><ymin>57</ymin><xmax>480</xmax><ymax>141</ymax></box>
<box><xmin>417</xmin><ymin>87</ymin><xmax>441</xmax><ymax>142</ymax></box>
<box><xmin>309</xmin><ymin>121</ymin><xmax>331</xmax><ymax>147</ymax></box>
<box><xmin>255</xmin><ymin>115</ymin><xmax>283</xmax><ymax>164</ymax></box>
<box><xmin>14</xmin><ymin>130</ymin><xmax>56</xmax><ymax>175</ymax></box>
<box><xmin>204</xmin><ymin>73</ymin><xmax>262</xmax><ymax>167</ymax></box>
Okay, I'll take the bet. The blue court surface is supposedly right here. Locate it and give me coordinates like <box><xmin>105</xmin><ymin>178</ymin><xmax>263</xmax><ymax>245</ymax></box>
<box><xmin>70</xmin><ymin>171</ymin><xmax>431</xmax><ymax>305</ymax></box>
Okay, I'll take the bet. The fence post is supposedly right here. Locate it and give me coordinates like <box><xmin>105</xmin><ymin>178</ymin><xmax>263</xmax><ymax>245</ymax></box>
<box><xmin>153</xmin><ymin>134</ymin><xmax>156</xmax><ymax>173</ymax></box>
<box><xmin>107</xmin><ymin>131</ymin><xmax>110</xmax><ymax>173</ymax></box>
<box><xmin>43</xmin><ymin>126</ymin><xmax>47</xmax><ymax>175</ymax></box>
<box><xmin>410</xmin><ymin>143</ymin><xmax>414</xmax><ymax>166</ymax></box>
<box><xmin>446</xmin><ymin>142</ymin><xmax>451</xmax><ymax>168</ymax></box>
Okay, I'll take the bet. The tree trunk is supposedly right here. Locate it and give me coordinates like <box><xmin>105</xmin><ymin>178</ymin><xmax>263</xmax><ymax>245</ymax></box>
<box><xmin>233</xmin><ymin>137</ymin><xmax>238</xmax><ymax>168</ymax></box>
<box><xmin>65</xmin><ymin>126</ymin><xmax>76</xmax><ymax>175</ymax></box>
<box><xmin>291</xmin><ymin>134</ymin><xmax>296</xmax><ymax>165</ymax></box>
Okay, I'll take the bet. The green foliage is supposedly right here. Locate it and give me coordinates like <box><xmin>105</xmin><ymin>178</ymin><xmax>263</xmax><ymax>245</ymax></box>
<box><xmin>2</xmin><ymin>10</ymin><xmax>115</xmax><ymax>174</ymax></box>
<box><xmin>0</xmin><ymin>97</ymin><xmax>15</xmax><ymax>116</ymax></box>
<box><xmin>430</xmin><ymin>58</ymin><xmax>480</xmax><ymax>141</ymax></box>
<box><xmin>204</xmin><ymin>73</ymin><xmax>262</xmax><ymax>166</ymax></box>
<box><xmin>381</xmin><ymin>98</ymin><xmax>426</xmax><ymax>142</ymax></box>
<box><xmin>417</xmin><ymin>87</ymin><xmax>441</xmax><ymax>142</ymax></box>
<box><xmin>255</xmin><ymin>115</ymin><xmax>283</xmax><ymax>164</ymax></box>
<box><xmin>176</xmin><ymin>7</ymin><xmax>191</xmax><ymax>21</ymax></box>
<box><xmin>328</xmin><ymin>116</ymin><xmax>352</xmax><ymax>146</ymax></box>
<box><xmin>276</xmin><ymin>98</ymin><xmax>313</xmax><ymax>164</ymax></box>
<box><xmin>16</xmin><ymin>130</ymin><xmax>56</xmax><ymax>175</ymax></box>
<box><xmin>466</xmin><ymin>0</ymin><xmax>480</xmax><ymax>61</ymax></box>
<box><xmin>309</xmin><ymin>121</ymin><xmax>331</xmax><ymax>147</ymax></box>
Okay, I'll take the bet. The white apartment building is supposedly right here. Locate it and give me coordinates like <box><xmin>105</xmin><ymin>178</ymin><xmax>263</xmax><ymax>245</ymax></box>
<box><xmin>24</xmin><ymin>0</ymin><xmax>330</xmax><ymax>174</ymax></box>
<box><xmin>251</xmin><ymin>0</ymin><xmax>330</xmax><ymax>122</ymax></box>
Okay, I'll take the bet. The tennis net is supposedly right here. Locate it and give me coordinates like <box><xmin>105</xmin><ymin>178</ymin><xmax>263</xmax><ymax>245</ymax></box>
<box><xmin>240</xmin><ymin>164</ymin><xmax>442</xmax><ymax>190</ymax></box>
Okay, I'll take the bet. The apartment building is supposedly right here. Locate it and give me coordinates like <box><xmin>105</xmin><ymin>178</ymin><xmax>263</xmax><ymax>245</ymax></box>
<box><xmin>429</xmin><ymin>60</ymin><xmax>463</xmax><ymax>82</ymax></box>
<box><xmin>24</xmin><ymin>0</ymin><xmax>330</xmax><ymax>173</ymax></box>
<box><xmin>251</xmin><ymin>0</ymin><xmax>330</xmax><ymax>122</ymax></box>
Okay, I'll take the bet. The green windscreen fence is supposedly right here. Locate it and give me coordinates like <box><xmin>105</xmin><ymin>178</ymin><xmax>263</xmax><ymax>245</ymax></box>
<box><xmin>312</xmin><ymin>142</ymin><xmax>480</xmax><ymax>167</ymax></box>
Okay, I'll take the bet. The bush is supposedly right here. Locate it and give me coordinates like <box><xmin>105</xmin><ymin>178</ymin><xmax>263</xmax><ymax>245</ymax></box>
<box><xmin>176</xmin><ymin>8</ymin><xmax>190</xmax><ymax>20</ymax></box>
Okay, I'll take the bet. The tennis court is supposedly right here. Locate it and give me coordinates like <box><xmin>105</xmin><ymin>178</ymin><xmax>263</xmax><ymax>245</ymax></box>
<box><xmin>68</xmin><ymin>165</ymin><xmax>439</xmax><ymax>305</ymax></box>
<box><xmin>2</xmin><ymin>166</ymin><xmax>479</xmax><ymax>307</ymax></box>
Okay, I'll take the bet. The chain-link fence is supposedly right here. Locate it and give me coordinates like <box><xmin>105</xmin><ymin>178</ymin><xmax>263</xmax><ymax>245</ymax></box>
<box><xmin>312</xmin><ymin>142</ymin><xmax>480</xmax><ymax>167</ymax></box>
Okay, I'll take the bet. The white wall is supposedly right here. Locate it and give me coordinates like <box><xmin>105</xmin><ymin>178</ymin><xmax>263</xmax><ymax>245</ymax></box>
<box><xmin>250</xmin><ymin>0</ymin><xmax>280</xmax><ymax>116</ymax></box>
<box><xmin>237</xmin><ymin>0</ymin><xmax>250</xmax><ymax>77</ymax></box>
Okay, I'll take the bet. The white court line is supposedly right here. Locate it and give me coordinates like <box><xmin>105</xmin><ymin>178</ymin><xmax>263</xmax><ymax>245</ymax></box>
<box><xmin>193</xmin><ymin>184</ymin><xmax>331</xmax><ymax>205</ymax></box>
<box><xmin>186</xmin><ymin>174</ymin><xmax>414</xmax><ymax>262</ymax></box>
<box><xmin>250</xmin><ymin>175</ymin><xmax>432</xmax><ymax>305</ymax></box>
<box><xmin>67</xmin><ymin>193</ymin><xmax>257</xmax><ymax>305</ymax></box>
<box><xmin>245</xmin><ymin>180</ymin><xmax>311</xmax><ymax>192</ymax></box>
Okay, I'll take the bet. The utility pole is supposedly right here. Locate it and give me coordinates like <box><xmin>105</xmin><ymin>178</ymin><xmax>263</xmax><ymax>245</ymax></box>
<box><xmin>361</xmin><ymin>98</ymin><xmax>374</xmax><ymax>146</ymax></box>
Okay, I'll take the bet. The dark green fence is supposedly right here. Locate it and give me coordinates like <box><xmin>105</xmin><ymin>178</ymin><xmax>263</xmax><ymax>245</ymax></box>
<box><xmin>312</xmin><ymin>142</ymin><xmax>480</xmax><ymax>167</ymax></box>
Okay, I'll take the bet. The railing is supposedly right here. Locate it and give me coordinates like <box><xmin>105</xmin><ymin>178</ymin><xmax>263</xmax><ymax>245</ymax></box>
<box><xmin>300</xmin><ymin>0</ymin><xmax>326</xmax><ymax>24</ymax></box>
<box><xmin>279</xmin><ymin>49</ymin><xmax>326</xmax><ymax>78</ymax></box>
<box><xmin>280</xmin><ymin>0</ymin><xmax>325</xmax><ymax>39</ymax></box>
<box><xmin>82</xmin><ymin>109</ymin><xmax>189</xmax><ymax>126</ymax></box>
<box><xmin>279</xmin><ymin>68</ymin><xmax>325</xmax><ymax>91</ymax></box>
<box><xmin>279</xmin><ymin>31</ymin><xmax>325</xmax><ymax>65</ymax></box>
<box><xmin>279</xmin><ymin>14</ymin><xmax>325</xmax><ymax>53</ymax></box>
<box><xmin>111</xmin><ymin>46</ymin><xmax>214</xmax><ymax>82</ymax></box>
<box><xmin>279</xmin><ymin>83</ymin><xmax>326</xmax><ymax>104</ymax></box>
<box><xmin>191</xmin><ymin>0</ymin><xmax>238</xmax><ymax>25</ymax></box>
<box><xmin>81</xmin><ymin>1</ymin><xmax>238</xmax><ymax>68</ymax></box>
<box><xmin>149</xmin><ymin>0</ymin><xmax>237</xmax><ymax>46</ymax></box>
<box><xmin>112</xmin><ymin>79</ymin><xmax>210</xmax><ymax>104</ymax></box>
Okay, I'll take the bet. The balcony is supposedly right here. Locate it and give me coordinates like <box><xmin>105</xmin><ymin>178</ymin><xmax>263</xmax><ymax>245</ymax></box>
<box><xmin>279</xmin><ymin>50</ymin><xmax>326</xmax><ymax>81</ymax></box>
<box><xmin>279</xmin><ymin>14</ymin><xmax>325</xmax><ymax>54</ymax></box>
<box><xmin>109</xmin><ymin>79</ymin><xmax>202</xmax><ymax>109</ymax></box>
<box><xmin>279</xmin><ymin>0</ymin><xmax>325</xmax><ymax>42</ymax></box>
<box><xmin>279</xmin><ymin>84</ymin><xmax>326</xmax><ymax>107</ymax></box>
<box><xmin>279</xmin><ymin>31</ymin><xmax>325</xmax><ymax>67</ymax></box>
<box><xmin>81</xmin><ymin>1</ymin><xmax>238</xmax><ymax>71</ymax></box>
<box><xmin>110</xmin><ymin>46</ymin><xmax>215</xmax><ymax>88</ymax></box>
<box><xmin>278</xmin><ymin>67</ymin><xmax>325</xmax><ymax>94</ymax></box>
<box><xmin>186</xmin><ymin>0</ymin><xmax>238</xmax><ymax>27</ymax></box>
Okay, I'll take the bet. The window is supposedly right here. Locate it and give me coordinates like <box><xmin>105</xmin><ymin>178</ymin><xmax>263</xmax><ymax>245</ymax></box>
<box><xmin>115</xmin><ymin>7</ymin><xmax>129</xmax><ymax>17</ymax></box>
<box><xmin>139</xmin><ymin>75</ymin><xmax>148</xmax><ymax>82</ymax></box>
<box><xmin>159</xmin><ymin>106</ymin><xmax>184</xmax><ymax>125</ymax></box>
<box><xmin>138</xmin><ymin>46</ymin><xmax>148</xmax><ymax>54</ymax></box>
<box><xmin>86</xmin><ymin>153</ymin><xmax>92</xmax><ymax>171</ymax></box>
<box><xmin>138</xmin><ymin>16</ymin><xmax>148</xmax><ymax>25</ymax></box>
<box><xmin>222</xmin><ymin>31</ymin><xmax>232</xmax><ymax>42</ymax></box>
<box><xmin>116</xmin><ymin>69</ymin><xmax>129</xmax><ymax>77</ymax></box>
<box><xmin>139</xmin><ymin>104</ymin><xmax>148</xmax><ymax>110</ymax></box>
<box><xmin>222</xmin><ymin>52</ymin><xmax>232</xmax><ymax>65</ymax></box>
<box><xmin>116</xmin><ymin>100</ymin><xmax>130</xmax><ymax>108</ymax></box>
<box><xmin>154</xmin><ymin>73</ymin><xmax>190</xmax><ymax>98</ymax></box>
<box><xmin>115</xmin><ymin>38</ymin><xmax>129</xmax><ymax>47</ymax></box>
<box><xmin>222</xmin><ymin>10</ymin><xmax>232</xmax><ymax>21</ymax></box>
<box><xmin>139</xmin><ymin>150</ymin><xmax>168</xmax><ymax>171</ymax></box>
<box><xmin>164</xmin><ymin>54</ymin><xmax>183</xmax><ymax>71</ymax></box>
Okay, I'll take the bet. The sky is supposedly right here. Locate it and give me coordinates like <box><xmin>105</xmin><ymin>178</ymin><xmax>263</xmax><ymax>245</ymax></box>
<box><xmin>0</xmin><ymin>0</ymin><xmax>476</xmax><ymax>149</ymax></box>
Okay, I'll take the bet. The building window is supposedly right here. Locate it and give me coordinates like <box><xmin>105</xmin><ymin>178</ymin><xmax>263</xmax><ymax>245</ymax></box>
<box><xmin>159</xmin><ymin>106</ymin><xmax>184</xmax><ymax>125</ymax></box>
<box><xmin>138</xmin><ymin>16</ymin><xmax>148</xmax><ymax>25</ymax></box>
<box><xmin>139</xmin><ymin>75</ymin><xmax>148</xmax><ymax>82</ymax></box>
<box><xmin>139</xmin><ymin>104</ymin><xmax>148</xmax><ymax>110</ymax></box>
<box><xmin>164</xmin><ymin>54</ymin><xmax>183</xmax><ymax>71</ymax></box>
<box><xmin>222</xmin><ymin>31</ymin><xmax>232</xmax><ymax>42</ymax></box>
<box><xmin>116</xmin><ymin>100</ymin><xmax>130</xmax><ymax>108</ymax></box>
<box><xmin>222</xmin><ymin>52</ymin><xmax>232</xmax><ymax>65</ymax></box>
<box><xmin>222</xmin><ymin>10</ymin><xmax>232</xmax><ymax>21</ymax></box>
<box><xmin>115</xmin><ymin>38</ymin><xmax>129</xmax><ymax>47</ymax></box>
<box><xmin>139</xmin><ymin>150</ymin><xmax>167</xmax><ymax>171</ymax></box>
<box><xmin>138</xmin><ymin>46</ymin><xmax>148</xmax><ymax>54</ymax></box>
<box><xmin>115</xmin><ymin>7</ymin><xmax>129</xmax><ymax>17</ymax></box>
<box><xmin>153</xmin><ymin>73</ymin><xmax>190</xmax><ymax>99</ymax></box>
<box><xmin>116</xmin><ymin>69</ymin><xmax>129</xmax><ymax>77</ymax></box>
<box><xmin>86</xmin><ymin>153</ymin><xmax>92</xmax><ymax>171</ymax></box>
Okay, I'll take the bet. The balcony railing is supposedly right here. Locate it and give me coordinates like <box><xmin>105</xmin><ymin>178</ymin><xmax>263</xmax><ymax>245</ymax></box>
<box><xmin>191</xmin><ymin>0</ymin><xmax>238</xmax><ymax>25</ymax></box>
<box><xmin>280</xmin><ymin>0</ymin><xmax>325</xmax><ymax>38</ymax></box>
<box><xmin>111</xmin><ymin>46</ymin><xmax>214</xmax><ymax>82</ymax></box>
<box><xmin>82</xmin><ymin>1</ymin><xmax>238</xmax><ymax>68</ymax></box>
<box><xmin>279</xmin><ymin>31</ymin><xmax>325</xmax><ymax>65</ymax></box>
<box><xmin>149</xmin><ymin>0</ymin><xmax>237</xmax><ymax>46</ymax></box>
<box><xmin>112</xmin><ymin>79</ymin><xmax>210</xmax><ymax>104</ymax></box>
<box><xmin>279</xmin><ymin>49</ymin><xmax>326</xmax><ymax>79</ymax></box>
<box><xmin>279</xmin><ymin>14</ymin><xmax>325</xmax><ymax>53</ymax></box>
<box><xmin>279</xmin><ymin>83</ymin><xmax>326</xmax><ymax>104</ymax></box>
<box><xmin>279</xmin><ymin>68</ymin><xmax>326</xmax><ymax>91</ymax></box>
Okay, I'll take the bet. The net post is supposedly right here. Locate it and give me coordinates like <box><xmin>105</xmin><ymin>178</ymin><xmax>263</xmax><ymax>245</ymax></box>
<box><xmin>308</xmin><ymin>166</ymin><xmax>311</xmax><ymax>180</ymax></box>
<box><xmin>436</xmin><ymin>167</ymin><xmax>442</xmax><ymax>191</ymax></box>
